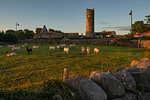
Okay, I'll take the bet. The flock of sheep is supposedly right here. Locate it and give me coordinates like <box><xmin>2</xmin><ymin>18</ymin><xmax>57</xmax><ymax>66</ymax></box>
<box><xmin>3</xmin><ymin>43</ymin><xmax>100</xmax><ymax>56</ymax></box>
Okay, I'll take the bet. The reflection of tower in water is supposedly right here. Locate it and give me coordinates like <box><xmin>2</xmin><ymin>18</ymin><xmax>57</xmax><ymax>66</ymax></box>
<box><xmin>86</xmin><ymin>8</ymin><xmax>94</xmax><ymax>37</ymax></box>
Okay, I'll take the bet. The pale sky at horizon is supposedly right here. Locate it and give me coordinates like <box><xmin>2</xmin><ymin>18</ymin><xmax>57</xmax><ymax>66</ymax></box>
<box><xmin>0</xmin><ymin>0</ymin><xmax>150</xmax><ymax>35</ymax></box>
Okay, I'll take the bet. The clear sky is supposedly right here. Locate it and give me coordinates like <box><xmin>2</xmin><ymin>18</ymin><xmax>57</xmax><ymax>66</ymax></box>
<box><xmin>0</xmin><ymin>0</ymin><xmax>150</xmax><ymax>35</ymax></box>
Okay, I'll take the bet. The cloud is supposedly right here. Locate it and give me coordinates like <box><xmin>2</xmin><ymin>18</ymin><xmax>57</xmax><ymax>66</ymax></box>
<box><xmin>98</xmin><ymin>21</ymin><xmax>110</xmax><ymax>25</ymax></box>
<box><xmin>103</xmin><ymin>26</ymin><xmax>130</xmax><ymax>31</ymax></box>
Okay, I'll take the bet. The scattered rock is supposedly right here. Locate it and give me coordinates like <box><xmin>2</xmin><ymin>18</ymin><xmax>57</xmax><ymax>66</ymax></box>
<box><xmin>65</xmin><ymin>75</ymin><xmax>107</xmax><ymax>100</ymax></box>
<box><xmin>131</xmin><ymin>72</ymin><xmax>150</xmax><ymax>91</ymax></box>
<box><xmin>111</xmin><ymin>92</ymin><xmax>137</xmax><ymax>100</ymax></box>
<box><xmin>112</xmin><ymin>71</ymin><xmax>136</xmax><ymax>92</ymax></box>
<box><xmin>142</xmin><ymin>92</ymin><xmax>150</xmax><ymax>100</ymax></box>
<box><xmin>131</xmin><ymin>60</ymin><xmax>139</xmax><ymax>66</ymax></box>
<box><xmin>90</xmin><ymin>71</ymin><xmax>125</xmax><ymax>98</ymax></box>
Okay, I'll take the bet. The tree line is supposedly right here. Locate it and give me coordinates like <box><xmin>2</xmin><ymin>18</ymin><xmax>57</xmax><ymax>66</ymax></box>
<box><xmin>0</xmin><ymin>29</ymin><xmax>34</xmax><ymax>43</ymax></box>
<box><xmin>125</xmin><ymin>15</ymin><xmax>150</xmax><ymax>39</ymax></box>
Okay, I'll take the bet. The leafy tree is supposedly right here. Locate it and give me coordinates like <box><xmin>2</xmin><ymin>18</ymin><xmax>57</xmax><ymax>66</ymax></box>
<box><xmin>145</xmin><ymin>15</ymin><xmax>150</xmax><ymax>24</ymax></box>
<box><xmin>5</xmin><ymin>30</ymin><xmax>18</xmax><ymax>43</ymax></box>
<box><xmin>35</xmin><ymin>28</ymin><xmax>42</xmax><ymax>34</ymax></box>
<box><xmin>24</xmin><ymin>29</ymin><xmax>34</xmax><ymax>39</ymax></box>
<box><xmin>132</xmin><ymin>21</ymin><xmax>146</xmax><ymax>33</ymax></box>
<box><xmin>16</xmin><ymin>30</ymin><xmax>25</xmax><ymax>40</ymax></box>
<box><xmin>0</xmin><ymin>31</ymin><xmax>5</xmax><ymax>42</ymax></box>
<box><xmin>49</xmin><ymin>28</ymin><xmax>55</xmax><ymax>33</ymax></box>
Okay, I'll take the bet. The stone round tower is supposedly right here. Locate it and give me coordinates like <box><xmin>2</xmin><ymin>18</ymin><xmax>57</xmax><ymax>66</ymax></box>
<box><xmin>86</xmin><ymin>8</ymin><xmax>94</xmax><ymax>37</ymax></box>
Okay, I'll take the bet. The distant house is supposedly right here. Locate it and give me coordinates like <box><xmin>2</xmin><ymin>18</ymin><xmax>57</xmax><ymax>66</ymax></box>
<box><xmin>34</xmin><ymin>25</ymin><xmax>63</xmax><ymax>39</ymax></box>
<box><xmin>95</xmin><ymin>31</ymin><xmax>116</xmax><ymax>38</ymax></box>
<box><xmin>65</xmin><ymin>33</ymin><xmax>79</xmax><ymax>38</ymax></box>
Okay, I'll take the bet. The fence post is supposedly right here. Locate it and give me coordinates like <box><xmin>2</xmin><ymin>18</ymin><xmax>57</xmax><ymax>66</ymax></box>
<box><xmin>63</xmin><ymin>67</ymin><xmax>69</xmax><ymax>81</ymax></box>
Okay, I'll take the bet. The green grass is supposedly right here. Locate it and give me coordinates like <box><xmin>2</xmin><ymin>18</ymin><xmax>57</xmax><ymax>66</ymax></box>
<box><xmin>0</xmin><ymin>44</ymin><xmax>150</xmax><ymax>91</ymax></box>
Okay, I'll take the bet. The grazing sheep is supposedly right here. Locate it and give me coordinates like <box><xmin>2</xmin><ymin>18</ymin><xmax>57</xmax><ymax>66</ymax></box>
<box><xmin>94</xmin><ymin>48</ymin><xmax>99</xmax><ymax>54</ymax></box>
<box><xmin>64</xmin><ymin>47</ymin><xmax>69</xmax><ymax>54</ymax></box>
<box><xmin>6</xmin><ymin>51</ymin><xmax>17</xmax><ymax>56</ymax></box>
<box><xmin>87</xmin><ymin>47</ymin><xmax>90</xmax><ymax>54</ymax></box>
<box><xmin>21</xmin><ymin>45</ymin><xmax>25</xmax><ymax>47</ymax></box>
<box><xmin>26</xmin><ymin>47</ymin><xmax>32</xmax><ymax>54</ymax></box>
<box><xmin>12</xmin><ymin>46</ymin><xmax>20</xmax><ymax>51</ymax></box>
<box><xmin>81</xmin><ymin>47</ymin><xmax>85</xmax><ymax>53</ymax></box>
<box><xmin>33</xmin><ymin>46</ymin><xmax>39</xmax><ymax>52</ymax></box>
<box><xmin>49</xmin><ymin>46</ymin><xmax>56</xmax><ymax>51</ymax></box>
<box><xmin>0</xmin><ymin>45</ymin><xmax>3</xmax><ymax>48</ymax></box>
<box><xmin>8</xmin><ymin>45</ymin><xmax>15</xmax><ymax>49</ymax></box>
<box><xmin>69</xmin><ymin>44</ymin><xmax>75</xmax><ymax>48</ymax></box>
<box><xmin>56</xmin><ymin>45</ymin><xmax>60</xmax><ymax>51</ymax></box>
<box><xmin>60</xmin><ymin>44</ymin><xmax>66</xmax><ymax>47</ymax></box>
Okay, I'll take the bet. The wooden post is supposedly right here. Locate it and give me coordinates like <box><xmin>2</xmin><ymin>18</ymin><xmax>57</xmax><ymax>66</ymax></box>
<box><xmin>63</xmin><ymin>67</ymin><xmax>69</xmax><ymax>81</ymax></box>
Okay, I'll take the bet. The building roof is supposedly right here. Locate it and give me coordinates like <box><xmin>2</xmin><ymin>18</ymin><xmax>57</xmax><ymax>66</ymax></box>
<box><xmin>40</xmin><ymin>25</ymin><xmax>48</xmax><ymax>34</ymax></box>
<box><xmin>95</xmin><ymin>31</ymin><xmax>116</xmax><ymax>35</ymax></box>
<box><xmin>66</xmin><ymin>33</ymin><xmax>79</xmax><ymax>35</ymax></box>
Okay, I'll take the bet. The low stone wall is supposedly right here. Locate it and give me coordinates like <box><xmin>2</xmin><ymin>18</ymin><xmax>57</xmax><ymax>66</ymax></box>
<box><xmin>65</xmin><ymin>58</ymin><xmax>150</xmax><ymax>100</ymax></box>
<box><xmin>18</xmin><ymin>38</ymin><xmax>112</xmax><ymax>45</ymax></box>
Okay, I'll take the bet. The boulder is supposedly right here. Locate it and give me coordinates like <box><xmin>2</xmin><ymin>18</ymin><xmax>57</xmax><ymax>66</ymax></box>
<box><xmin>131</xmin><ymin>60</ymin><xmax>139</xmax><ymax>66</ymax></box>
<box><xmin>111</xmin><ymin>92</ymin><xmax>137</xmax><ymax>100</ymax></box>
<box><xmin>90</xmin><ymin>71</ymin><xmax>125</xmax><ymax>98</ymax></box>
<box><xmin>65</xmin><ymin>75</ymin><xmax>107</xmax><ymax>100</ymax></box>
<box><xmin>131</xmin><ymin>72</ymin><xmax>150</xmax><ymax>91</ymax></box>
<box><xmin>112</xmin><ymin>71</ymin><xmax>136</xmax><ymax>92</ymax></box>
<box><xmin>142</xmin><ymin>92</ymin><xmax>150</xmax><ymax>100</ymax></box>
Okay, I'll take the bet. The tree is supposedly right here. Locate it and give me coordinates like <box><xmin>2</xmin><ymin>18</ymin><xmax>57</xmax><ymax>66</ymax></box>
<box><xmin>24</xmin><ymin>29</ymin><xmax>34</xmax><ymax>39</ymax></box>
<box><xmin>132</xmin><ymin>21</ymin><xmax>146</xmax><ymax>33</ymax></box>
<box><xmin>0</xmin><ymin>31</ymin><xmax>5</xmax><ymax>42</ymax></box>
<box><xmin>48</xmin><ymin>28</ymin><xmax>55</xmax><ymax>33</ymax></box>
<box><xmin>145</xmin><ymin>15</ymin><xmax>150</xmax><ymax>24</ymax></box>
<box><xmin>35</xmin><ymin>28</ymin><xmax>42</xmax><ymax>34</ymax></box>
<box><xmin>16</xmin><ymin>30</ymin><xmax>25</xmax><ymax>40</ymax></box>
<box><xmin>5</xmin><ymin>30</ymin><xmax>18</xmax><ymax>43</ymax></box>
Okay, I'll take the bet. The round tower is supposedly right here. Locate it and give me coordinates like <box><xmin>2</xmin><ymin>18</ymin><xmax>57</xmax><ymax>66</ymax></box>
<box><xmin>86</xmin><ymin>8</ymin><xmax>94</xmax><ymax>37</ymax></box>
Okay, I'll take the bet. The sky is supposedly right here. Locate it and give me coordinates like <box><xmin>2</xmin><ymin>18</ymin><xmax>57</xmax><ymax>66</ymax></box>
<box><xmin>0</xmin><ymin>0</ymin><xmax>150</xmax><ymax>35</ymax></box>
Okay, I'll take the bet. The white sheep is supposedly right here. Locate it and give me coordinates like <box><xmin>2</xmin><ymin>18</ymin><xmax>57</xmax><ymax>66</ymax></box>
<box><xmin>81</xmin><ymin>47</ymin><xmax>85</xmax><ymax>53</ymax></box>
<box><xmin>33</xmin><ymin>46</ymin><xmax>39</xmax><ymax>52</ymax></box>
<box><xmin>94</xmin><ymin>48</ymin><xmax>99</xmax><ymax>54</ymax></box>
<box><xmin>8</xmin><ymin>45</ymin><xmax>15</xmax><ymax>49</ymax></box>
<box><xmin>60</xmin><ymin>44</ymin><xmax>66</xmax><ymax>47</ymax></box>
<box><xmin>12</xmin><ymin>46</ymin><xmax>20</xmax><ymax>51</ymax></box>
<box><xmin>64</xmin><ymin>47</ymin><xmax>69</xmax><ymax>54</ymax></box>
<box><xmin>87</xmin><ymin>47</ymin><xmax>90</xmax><ymax>54</ymax></box>
<box><xmin>6</xmin><ymin>52</ymin><xmax>17</xmax><ymax>56</ymax></box>
<box><xmin>70</xmin><ymin>44</ymin><xmax>75</xmax><ymax>48</ymax></box>
<box><xmin>49</xmin><ymin>46</ymin><xmax>56</xmax><ymax>51</ymax></box>
<box><xmin>56</xmin><ymin>45</ymin><xmax>60</xmax><ymax>50</ymax></box>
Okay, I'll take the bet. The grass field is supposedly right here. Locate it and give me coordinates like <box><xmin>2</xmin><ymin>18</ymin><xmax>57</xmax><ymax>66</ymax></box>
<box><xmin>0</xmin><ymin>44</ymin><xmax>150</xmax><ymax>92</ymax></box>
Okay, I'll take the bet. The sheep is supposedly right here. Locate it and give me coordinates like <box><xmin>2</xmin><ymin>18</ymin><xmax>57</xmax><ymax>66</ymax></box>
<box><xmin>70</xmin><ymin>44</ymin><xmax>75</xmax><ymax>48</ymax></box>
<box><xmin>49</xmin><ymin>46</ymin><xmax>56</xmax><ymax>51</ymax></box>
<box><xmin>8</xmin><ymin>45</ymin><xmax>15</xmax><ymax>49</ymax></box>
<box><xmin>26</xmin><ymin>47</ymin><xmax>32</xmax><ymax>54</ymax></box>
<box><xmin>64</xmin><ymin>47</ymin><xmax>69</xmax><ymax>54</ymax></box>
<box><xmin>56</xmin><ymin>45</ymin><xmax>60</xmax><ymax>51</ymax></box>
<box><xmin>81</xmin><ymin>47</ymin><xmax>85</xmax><ymax>53</ymax></box>
<box><xmin>94</xmin><ymin>48</ymin><xmax>99</xmax><ymax>54</ymax></box>
<box><xmin>33</xmin><ymin>46</ymin><xmax>39</xmax><ymax>52</ymax></box>
<box><xmin>0</xmin><ymin>45</ymin><xmax>3</xmax><ymax>48</ymax></box>
<box><xmin>60</xmin><ymin>44</ymin><xmax>66</xmax><ymax>47</ymax></box>
<box><xmin>6</xmin><ymin>52</ymin><xmax>17</xmax><ymax>56</ymax></box>
<box><xmin>12</xmin><ymin>46</ymin><xmax>20</xmax><ymax>51</ymax></box>
<box><xmin>87</xmin><ymin>47</ymin><xmax>90</xmax><ymax>54</ymax></box>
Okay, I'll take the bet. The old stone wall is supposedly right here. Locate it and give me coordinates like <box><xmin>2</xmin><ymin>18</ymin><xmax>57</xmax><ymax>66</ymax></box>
<box><xmin>18</xmin><ymin>38</ymin><xmax>112</xmax><ymax>45</ymax></box>
<box><xmin>65</xmin><ymin>58</ymin><xmax>150</xmax><ymax>100</ymax></box>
